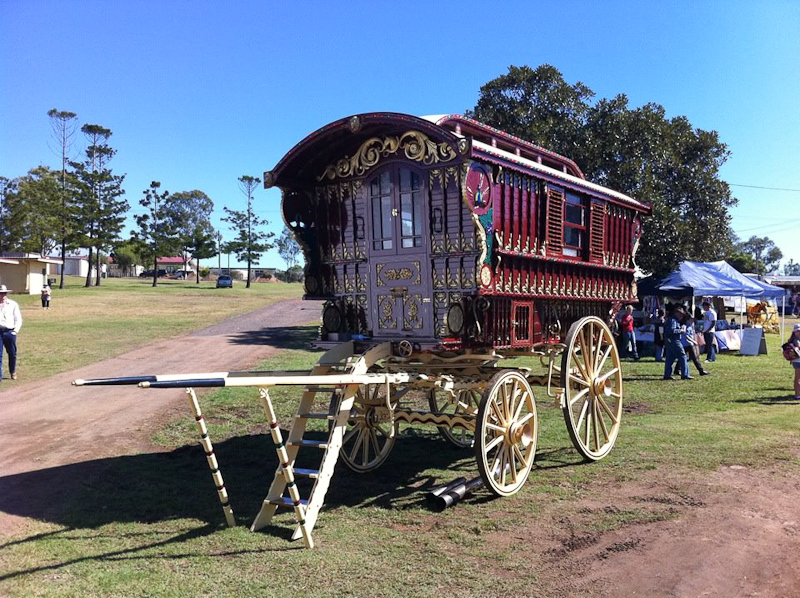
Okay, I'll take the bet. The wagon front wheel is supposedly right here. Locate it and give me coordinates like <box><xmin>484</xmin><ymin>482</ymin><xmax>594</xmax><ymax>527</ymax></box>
<box><xmin>428</xmin><ymin>388</ymin><xmax>480</xmax><ymax>448</ymax></box>
<box><xmin>561</xmin><ymin>316</ymin><xmax>623</xmax><ymax>461</ymax></box>
<box><xmin>334</xmin><ymin>384</ymin><xmax>396</xmax><ymax>473</ymax></box>
<box><xmin>475</xmin><ymin>370</ymin><xmax>538</xmax><ymax>497</ymax></box>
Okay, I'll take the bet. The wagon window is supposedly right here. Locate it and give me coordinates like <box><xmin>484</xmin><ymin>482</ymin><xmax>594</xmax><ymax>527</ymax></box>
<box><xmin>371</xmin><ymin>171</ymin><xmax>394</xmax><ymax>250</ymax></box>
<box><xmin>563</xmin><ymin>191</ymin><xmax>585</xmax><ymax>257</ymax></box>
<box><xmin>399</xmin><ymin>169</ymin><xmax>423</xmax><ymax>248</ymax></box>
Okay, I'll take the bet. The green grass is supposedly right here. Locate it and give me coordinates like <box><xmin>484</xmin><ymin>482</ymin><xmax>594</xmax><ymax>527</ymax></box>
<box><xmin>2</xmin><ymin>319</ymin><xmax>799</xmax><ymax>597</ymax></box>
<box><xmin>3</xmin><ymin>276</ymin><xmax>302</xmax><ymax>382</ymax></box>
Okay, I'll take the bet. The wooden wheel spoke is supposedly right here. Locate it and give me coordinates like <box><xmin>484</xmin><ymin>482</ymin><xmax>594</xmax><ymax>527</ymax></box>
<box><xmin>485</xmin><ymin>422</ymin><xmax>505</xmax><ymax>433</ymax></box>
<box><xmin>596</xmin><ymin>402</ymin><xmax>610</xmax><ymax>443</ymax></box>
<box><xmin>569</xmin><ymin>387</ymin><xmax>590</xmax><ymax>407</ymax></box>
<box><xmin>485</xmin><ymin>434</ymin><xmax>504</xmax><ymax>453</ymax></box>
<box><xmin>517</xmin><ymin>412</ymin><xmax>535</xmax><ymax>427</ymax></box>
<box><xmin>343</xmin><ymin>425</ymin><xmax>359</xmax><ymax>446</ymax></box>
<box><xmin>513</xmin><ymin>444</ymin><xmax>529</xmax><ymax>470</ymax></box>
<box><xmin>592</xmin><ymin>401</ymin><xmax>601</xmax><ymax>450</ymax></box>
<box><xmin>575</xmin><ymin>398</ymin><xmax>590</xmax><ymax>433</ymax></box>
<box><xmin>584</xmin><ymin>400</ymin><xmax>592</xmax><ymax>447</ymax></box>
<box><xmin>507</xmin><ymin>447</ymin><xmax>517</xmax><ymax>484</ymax></box>
<box><xmin>578</xmin><ymin>330</ymin><xmax>593</xmax><ymax>378</ymax></box>
<box><xmin>490</xmin><ymin>399</ymin><xmax>506</xmax><ymax>426</ymax></box>
<box><xmin>596</xmin><ymin>344</ymin><xmax>613</xmax><ymax>375</ymax></box>
<box><xmin>571</xmin><ymin>345</ymin><xmax>591</xmax><ymax>381</ymax></box>
<box><xmin>596</xmin><ymin>367</ymin><xmax>620</xmax><ymax>385</ymax></box>
<box><xmin>349</xmin><ymin>428</ymin><xmax>364</xmax><ymax>462</ymax></box>
<box><xmin>512</xmin><ymin>389</ymin><xmax>528</xmax><ymax>422</ymax></box>
<box><xmin>369</xmin><ymin>429</ymin><xmax>381</xmax><ymax>457</ymax></box>
<box><xmin>361</xmin><ymin>428</ymin><xmax>369</xmax><ymax>464</ymax></box>
<box><xmin>568</xmin><ymin>373</ymin><xmax>590</xmax><ymax>387</ymax></box>
<box><xmin>595</xmin><ymin>395</ymin><xmax>619</xmax><ymax>424</ymax></box>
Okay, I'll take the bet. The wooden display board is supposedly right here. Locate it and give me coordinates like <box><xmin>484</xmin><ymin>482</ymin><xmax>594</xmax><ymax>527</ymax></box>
<box><xmin>739</xmin><ymin>328</ymin><xmax>767</xmax><ymax>356</ymax></box>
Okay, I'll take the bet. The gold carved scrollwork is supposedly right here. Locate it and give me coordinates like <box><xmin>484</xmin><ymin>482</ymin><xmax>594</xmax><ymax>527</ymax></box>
<box><xmin>318</xmin><ymin>131</ymin><xmax>457</xmax><ymax>181</ymax></box>
<box><xmin>385</xmin><ymin>268</ymin><xmax>413</xmax><ymax>281</ymax></box>
<box><xmin>376</xmin><ymin>263</ymin><xmax>386</xmax><ymax>287</ymax></box>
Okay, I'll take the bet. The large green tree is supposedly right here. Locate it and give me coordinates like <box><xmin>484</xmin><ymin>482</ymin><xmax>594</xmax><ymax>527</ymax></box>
<box><xmin>2</xmin><ymin>166</ymin><xmax>62</xmax><ymax>255</ymax></box>
<box><xmin>276</xmin><ymin>226</ymin><xmax>301</xmax><ymax>269</ymax></box>
<box><xmin>47</xmin><ymin>108</ymin><xmax>80</xmax><ymax>288</ymax></box>
<box><xmin>135</xmin><ymin>181</ymin><xmax>178</xmax><ymax>287</ymax></box>
<box><xmin>469</xmin><ymin>65</ymin><xmax>738</xmax><ymax>277</ymax></box>
<box><xmin>736</xmin><ymin>235</ymin><xmax>783</xmax><ymax>276</ymax></box>
<box><xmin>71</xmin><ymin>124</ymin><xmax>128</xmax><ymax>287</ymax></box>
<box><xmin>169</xmin><ymin>190</ymin><xmax>215</xmax><ymax>276</ymax></box>
<box><xmin>222</xmin><ymin>175</ymin><xmax>274</xmax><ymax>288</ymax></box>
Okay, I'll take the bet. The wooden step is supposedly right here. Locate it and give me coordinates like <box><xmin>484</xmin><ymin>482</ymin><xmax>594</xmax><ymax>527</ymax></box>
<box><xmin>289</xmin><ymin>439</ymin><xmax>329</xmax><ymax>449</ymax></box>
<box><xmin>291</xmin><ymin>467</ymin><xmax>320</xmax><ymax>479</ymax></box>
<box><xmin>269</xmin><ymin>496</ymin><xmax>308</xmax><ymax>508</ymax></box>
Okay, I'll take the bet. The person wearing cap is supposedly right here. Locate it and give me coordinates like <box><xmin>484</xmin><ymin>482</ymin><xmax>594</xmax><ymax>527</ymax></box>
<box><xmin>787</xmin><ymin>323</ymin><xmax>800</xmax><ymax>400</ymax></box>
<box><xmin>663</xmin><ymin>305</ymin><xmax>690</xmax><ymax>380</ymax></box>
<box><xmin>701</xmin><ymin>300</ymin><xmax>717</xmax><ymax>363</ymax></box>
<box><xmin>0</xmin><ymin>284</ymin><xmax>22</xmax><ymax>381</ymax></box>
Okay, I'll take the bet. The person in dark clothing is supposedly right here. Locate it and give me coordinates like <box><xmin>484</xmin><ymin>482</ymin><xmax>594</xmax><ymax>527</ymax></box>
<box><xmin>664</xmin><ymin>306</ymin><xmax>690</xmax><ymax>380</ymax></box>
<box><xmin>653</xmin><ymin>308</ymin><xmax>665</xmax><ymax>362</ymax></box>
<box><xmin>673</xmin><ymin>316</ymin><xmax>708</xmax><ymax>376</ymax></box>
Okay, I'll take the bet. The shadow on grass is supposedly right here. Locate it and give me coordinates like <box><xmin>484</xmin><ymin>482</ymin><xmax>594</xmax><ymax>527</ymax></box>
<box><xmin>733</xmin><ymin>393</ymin><xmax>800</xmax><ymax>406</ymax></box>
<box><xmin>227</xmin><ymin>325</ymin><xmax>319</xmax><ymax>350</ymax></box>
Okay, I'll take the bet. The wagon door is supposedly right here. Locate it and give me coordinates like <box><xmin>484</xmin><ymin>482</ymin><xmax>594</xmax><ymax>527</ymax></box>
<box><xmin>367</xmin><ymin>165</ymin><xmax>433</xmax><ymax>337</ymax></box>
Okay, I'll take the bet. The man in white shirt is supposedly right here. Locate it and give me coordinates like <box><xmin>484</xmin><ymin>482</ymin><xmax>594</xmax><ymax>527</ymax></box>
<box><xmin>701</xmin><ymin>300</ymin><xmax>717</xmax><ymax>363</ymax></box>
<box><xmin>0</xmin><ymin>284</ymin><xmax>22</xmax><ymax>380</ymax></box>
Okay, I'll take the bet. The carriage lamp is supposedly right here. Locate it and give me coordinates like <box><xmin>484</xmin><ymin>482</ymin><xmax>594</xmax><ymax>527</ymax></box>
<box><xmin>322</xmin><ymin>304</ymin><xmax>343</xmax><ymax>332</ymax></box>
<box><xmin>446</xmin><ymin>303</ymin><xmax>465</xmax><ymax>334</ymax></box>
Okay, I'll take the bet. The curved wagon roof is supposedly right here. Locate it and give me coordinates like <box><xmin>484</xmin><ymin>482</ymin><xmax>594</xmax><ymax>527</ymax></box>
<box><xmin>265</xmin><ymin>112</ymin><xmax>645</xmax><ymax>211</ymax></box>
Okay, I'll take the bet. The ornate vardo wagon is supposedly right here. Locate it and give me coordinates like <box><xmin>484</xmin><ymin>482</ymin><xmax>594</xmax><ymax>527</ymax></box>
<box><xmin>75</xmin><ymin>113</ymin><xmax>649</xmax><ymax>548</ymax></box>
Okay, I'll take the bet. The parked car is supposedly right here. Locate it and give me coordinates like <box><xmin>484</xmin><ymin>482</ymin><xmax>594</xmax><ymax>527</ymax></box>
<box><xmin>171</xmin><ymin>269</ymin><xmax>194</xmax><ymax>279</ymax></box>
<box><xmin>216</xmin><ymin>274</ymin><xmax>233</xmax><ymax>288</ymax></box>
<box><xmin>139</xmin><ymin>269</ymin><xmax>167</xmax><ymax>278</ymax></box>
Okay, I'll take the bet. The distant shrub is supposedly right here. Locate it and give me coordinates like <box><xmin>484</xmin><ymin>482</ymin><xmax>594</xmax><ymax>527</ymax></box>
<box><xmin>199</xmin><ymin>267</ymin><xmax>210</xmax><ymax>278</ymax></box>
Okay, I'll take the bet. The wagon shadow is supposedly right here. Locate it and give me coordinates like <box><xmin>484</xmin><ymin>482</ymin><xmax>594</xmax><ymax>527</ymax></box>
<box><xmin>227</xmin><ymin>325</ymin><xmax>320</xmax><ymax>350</ymax></box>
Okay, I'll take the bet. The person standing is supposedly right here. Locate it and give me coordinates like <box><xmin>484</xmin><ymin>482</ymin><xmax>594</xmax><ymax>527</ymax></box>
<box><xmin>41</xmin><ymin>283</ymin><xmax>51</xmax><ymax>310</ymax></box>
<box><xmin>674</xmin><ymin>316</ymin><xmax>708</xmax><ymax>376</ymax></box>
<box><xmin>653</xmin><ymin>308</ymin><xmax>666</xmax><ymax>362</ymax></box>
<box><xmin>0</xmin><ymin>284</ymin><xmax>22</xmax><ymax>381</ymax></box>
<box><xmin>701</xmin><ymin>300</ymin><xmax>717</xmax><ymax>363</ymax></box>
<box><xmin>664</xmin><ymin>306</ymin><xmax>690</xmax><ymax>380</ymax></box>
<box><xmin>620</xmin><ymin>305</ymin><xmax>639</xmax><ymax>360</ymax></box>
<box><xmin>784</xmin><ymin>323</ymin><xmax>800</xmax><ymax>400</ymax></box>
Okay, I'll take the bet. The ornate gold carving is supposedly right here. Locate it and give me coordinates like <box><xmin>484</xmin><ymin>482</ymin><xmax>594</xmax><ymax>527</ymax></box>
<box><xmin>429</xmin><ymin>168</ymin><xmax>443</xmax><ymax>189</ymax></box>
<box><xmin>318</xmin><ymin>131</ymin><xmax>457</xmax><ymax>181</ymax></box>
<box><xmin>434</xmin><ymin>292</ymin><xmax>447</xmax><ymax>307</ymax></box>
<box><xmin>433</xmin><ymin>265</ymin><xmax>445</xmax><ymax>290</ymax></box>
<box><xmin>385</xmin><ymin>267</ymin><xmax>414</xmax><ymax>281</ymax></box>
<box><xmin>403</xmin><ymin>294</ymin><xmax>423</xmax><ymax>330</ymax></box>
<box><xmin>349</xmin><ymin>115</ymin><xmax>362</xmax><ymax>133</ymax></box>
<box><xmin>378</xmin><ymin>295</ymin><xmax>397</xmax><ymax>329</ymax></box>
<box><xmin>376</xmin><ymin>263</ymin><xmax>386</xmax><ymax>287</ymax></box>
<box><xmin>413</xmin><ymin>261</ymin><xmax>421</xmax><ymax>285</ymax></box>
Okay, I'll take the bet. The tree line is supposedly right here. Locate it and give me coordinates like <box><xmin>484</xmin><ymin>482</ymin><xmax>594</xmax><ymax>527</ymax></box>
<box><xmin>468</xmin><ymin>65</ymin><xmax>788</xmax><ymax>277</ymax></box>
<box><xmin>0</xmin><ymin>109</ymin><xmax>302</xmax><ymax>289</ymax></box>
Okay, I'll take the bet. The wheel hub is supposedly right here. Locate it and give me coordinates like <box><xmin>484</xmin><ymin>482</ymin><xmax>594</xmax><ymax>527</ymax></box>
<box><xmin>592</xmin><ymin>377</ymin><xmax>612</xmax><ymax>397</ymax></box>
<box><xmin>507</xmin><ymin>419</ymin><xmax>535</xmax><ymax>448</ymax></box>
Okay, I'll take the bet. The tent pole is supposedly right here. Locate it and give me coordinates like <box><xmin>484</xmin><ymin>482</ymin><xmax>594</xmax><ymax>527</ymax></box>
<box><xmin>781</xmin><ymin>295</ymin><xmax>785</xmax><ymax>345</ymax></box>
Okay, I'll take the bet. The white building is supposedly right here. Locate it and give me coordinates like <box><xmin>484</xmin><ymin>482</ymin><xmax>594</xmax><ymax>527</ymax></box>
<box><xmin>0</xmin><ymin>253</ymin><xmax>63</xmax><ymax>295</ymax></box>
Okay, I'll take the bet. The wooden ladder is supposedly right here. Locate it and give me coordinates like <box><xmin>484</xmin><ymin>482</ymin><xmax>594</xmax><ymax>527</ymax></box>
<box><xmin>250</xmin><ymin>342</ymin><xmax>392</xmax><ymax>548</ymax></box>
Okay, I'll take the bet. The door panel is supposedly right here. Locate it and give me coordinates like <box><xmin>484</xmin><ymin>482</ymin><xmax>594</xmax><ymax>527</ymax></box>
<box><xmin>368</xmin><ymin>165</ymin><xmax>433</xmax><ymax>337</ymax></box>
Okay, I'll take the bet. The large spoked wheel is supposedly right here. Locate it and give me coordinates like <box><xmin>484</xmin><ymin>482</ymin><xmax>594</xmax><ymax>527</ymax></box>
<box><xmin>334</xmin><ymin>384</ymin><xmax>396</xmax><ymax>473</ymax></box>
<box><xmin>561</xmin><ymin>316</ymin><xmax>623</xmax><ymax>461</ymax></box>
<box><xmin>428</xmin><ymin>388</ymin><xmax>480</xmax><ymax>448</ymax></box>
<box><xmin>474</xmin><ymin>370</ymin><xmax>538</xmax><ymax>497</ymax></box>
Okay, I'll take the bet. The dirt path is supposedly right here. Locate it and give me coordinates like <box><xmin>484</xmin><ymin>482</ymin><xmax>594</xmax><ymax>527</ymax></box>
<box><xmin>0</xmin><ymin>298</ymin><xmax>320</xmax><ymax>534</ymax></box>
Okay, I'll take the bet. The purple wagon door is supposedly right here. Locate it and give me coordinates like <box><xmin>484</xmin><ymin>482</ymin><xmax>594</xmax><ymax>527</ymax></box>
<box><xmin>367</xmin><ymin>165</ymin><xmax>433</xmax><ymax>337</ymax></box>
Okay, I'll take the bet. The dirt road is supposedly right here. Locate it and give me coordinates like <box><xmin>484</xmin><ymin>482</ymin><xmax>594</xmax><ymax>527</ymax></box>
<box><xmin>0</xmin><ymin>298</ymin><xmax>320</xmax><ymax>534</ymax></box>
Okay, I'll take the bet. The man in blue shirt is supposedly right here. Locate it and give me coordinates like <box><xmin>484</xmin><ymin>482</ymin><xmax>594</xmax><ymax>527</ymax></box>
<box><xmin>664</xmin><ymin>306</ymin><xmax>690</xmax><ymax>380</ymax></box>
<box><xmin>701</xmin><ymin>300</ymin><xmax>717</xmax><ymax>363</ymax></box>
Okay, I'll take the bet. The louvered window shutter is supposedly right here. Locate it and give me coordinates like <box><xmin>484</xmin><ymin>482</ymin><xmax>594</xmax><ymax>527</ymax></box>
<box><xmin>589</xmin><ymin>201</ymin><xmax>605</xmax><ymax>263</ymax></box>
<box><xmin>545</xmin><ymin>187</ymin><xmax>564</xmax><ymax>256</ymax></box>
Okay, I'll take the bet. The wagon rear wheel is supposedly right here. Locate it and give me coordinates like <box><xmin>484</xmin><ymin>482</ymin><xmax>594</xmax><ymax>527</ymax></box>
<box><xmin>474</xmin><ymin>370</ymin><xmax>538</xmax><ymax>497</ymax></box>
<box><xmin>428</xmin><ymin>388</ymin><xmax>480</xmax><ymax>448</ymax></box>
<box><xmin>333</xmin><ymin>384</ymin><xmax>396</xmax><ymax>473</ymax></box>
<box><xmin>561</xmin><ymin>316</ymin><xmax>623</xmax><ymax>461</ymax></box>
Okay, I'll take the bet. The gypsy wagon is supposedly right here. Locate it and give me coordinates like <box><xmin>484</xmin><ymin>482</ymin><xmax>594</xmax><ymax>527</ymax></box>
<box><xmin>75</xmin><ymin>113</ymin><xmax>649</xmax><ymax>548</ymax></box>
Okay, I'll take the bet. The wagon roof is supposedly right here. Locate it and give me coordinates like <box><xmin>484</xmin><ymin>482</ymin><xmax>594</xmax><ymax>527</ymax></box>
<box><xmin>266</xmin><ymin>112</ymin><xmax>645</xmax><ymax>210</ymax></box>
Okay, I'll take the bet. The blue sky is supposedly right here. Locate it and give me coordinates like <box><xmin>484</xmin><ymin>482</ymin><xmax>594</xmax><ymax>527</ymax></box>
<box><xmin>2</xmin><ymin>0</ymin><xmax>798</xmax><ymax>270</ymax></box>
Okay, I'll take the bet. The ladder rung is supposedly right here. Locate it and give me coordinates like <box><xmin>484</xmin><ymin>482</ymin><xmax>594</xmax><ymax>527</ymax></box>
<box><xmin>269</xmin><ymin>496</ymin><xmax>309</xmax><ymax>508</ymax></box>
<box><xmin>297</xmin><ymin>412</ymin><xmax>336</xmax><ymax>420</ymax></box>
<box><xmin>289</xmin><ymin>439</ymin><xmax>329</xmax><ymax>449</ymax></box>
<box><xmin>305</xmin><ymin>386</ymin><xmax>342</xmax><ymax>393</ymax></box>
<box><xmin>292</xmin><ymin>467</ymin><xmax>320</xmax><ymax>479</ymax></box>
